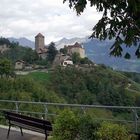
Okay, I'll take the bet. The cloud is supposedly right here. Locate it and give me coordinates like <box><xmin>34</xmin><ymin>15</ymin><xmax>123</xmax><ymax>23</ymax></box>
<box><xmin>0</xmin><ymin>0</ymin><xmax>102</xmax><ymax>43</ymax></box>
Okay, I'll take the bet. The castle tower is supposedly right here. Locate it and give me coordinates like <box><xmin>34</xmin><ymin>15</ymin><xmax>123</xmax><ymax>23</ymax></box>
<box><xmin>35</xmin><ymin>33</ymin><xmax>45</xmax><ymax>52</ymax></box>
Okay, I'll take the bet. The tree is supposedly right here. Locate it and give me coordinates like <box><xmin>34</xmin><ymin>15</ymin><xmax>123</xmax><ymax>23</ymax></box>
<box><xmin>60</xmin><ymin>47</ymin><xmax>67</xmax><ymax>54</ymax></box>
<box><xmin>63</xmin><ymin>0</ymin><xmax>140</xmax><ymax>58</ymax></box>
<box><xmin>72</xmin><ymin>52</ymin><xmax>81</xmax><ymax>64</ymax></box>
<box><xmin>78</xmin><ymin>115</ymin><xmax>100</xmax><ymax>140</ymax></box>
<box><xmin>54</xmin><ymin>109</ymin><xmax>79</xmax><ymax>140</ymax></box>
<box><xmin>0</xmin><ymin>37</ymin><xmax>10</xmax><ymax>45</ymax></box>
<box><xmin>47</xmin><ymin>42</ymin><xmax>58</xmax><ymax>63</ymax></box>
<box><xmin>22</xmin><ymin>48</ymin><xmax>39</xmax><ymax>64</ymax></box>
<box><xmin>0</xmin><ymin>58</ymin><xmax>14</xmax><ymax>78</ymax></box>
<box><xmin>80</xmin><ymin>57</ymin><xmax>93</xmax><ymax>64</ymax></box>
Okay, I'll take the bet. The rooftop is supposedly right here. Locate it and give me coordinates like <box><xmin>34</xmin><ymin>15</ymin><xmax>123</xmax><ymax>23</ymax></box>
<box><xmin>35</xmin><ymin>33</ymin><xmax>44</xmax><ymax>38</ymax></box>
<box><xmin>66</xmin><ymin>42</ymin><xmax>83</xmax><ymax>49</ymax></box>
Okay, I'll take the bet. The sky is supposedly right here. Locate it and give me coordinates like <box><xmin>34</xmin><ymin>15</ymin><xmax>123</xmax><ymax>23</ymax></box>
<box><xmin>0</xmin><ymin>0</ymin><xmax>102</xmax><ymax>43</ymax></box>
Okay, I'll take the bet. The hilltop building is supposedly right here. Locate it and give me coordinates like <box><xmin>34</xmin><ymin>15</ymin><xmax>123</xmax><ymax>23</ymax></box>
<box><xmin>35</xmin><ymin>33</ymin><xmax>48</xmax><ymax>59</ymax></box>
<box><xmin>15</xmin><ymin>60</ymin><xmax>25</xmax><ymax>70</ymax></box>
<box><xmin>53</xmin><ymin>53</ymin><xmax>73</xmax><ymax>67</ymax></box>
<box><xmin>64</xmin><ymin>42</ymin><xmax>85</xmax><ymax>58</ymax></box>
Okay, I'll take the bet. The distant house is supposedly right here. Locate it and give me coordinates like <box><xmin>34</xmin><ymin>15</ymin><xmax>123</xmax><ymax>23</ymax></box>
<box><xmin>53</xmin><ymin>53</ymin><xmax>73</xmax><ymax>67</ymax></box>
<box><xmin>64</xmin><ymin>42</ymin><xmax>85</xmax><ymax>58</ymax></box>
<box><xmin>15</xmin><ymin>60</ymin><xmax>25</xmax><ymax>70</ymax></box>
<box><xmin>62</xmin><ymin>60</ymin><xmax>73</xmax><ymax>66</ymax></box>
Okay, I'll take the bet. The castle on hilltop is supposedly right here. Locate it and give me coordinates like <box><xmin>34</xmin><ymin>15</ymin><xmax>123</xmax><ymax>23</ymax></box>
<box><xmin>35</xmin><ymin>33</ymin><xmax>86</xmax><ymax>61</ymax></box>
<box><xmin>64</xmin><ymin>42</ymin><xmax>85</xmax><ymax>58</ymax></box>
<box><xmin>35</xmin><ymin>33</ymin><xmax>48</xmax><ymax>59</ymax></box>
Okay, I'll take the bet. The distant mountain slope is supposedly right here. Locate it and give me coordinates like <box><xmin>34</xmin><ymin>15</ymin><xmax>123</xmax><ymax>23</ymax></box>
<box><xmin>55</xmin><ymin>37</ymin><xmax>89</xmax><ymax>49</ymax></box>
<box><xmin>83</xmin><ymin>39</ymin><xmax>140</xmax><ymax>73</ymax></box>
<box><xmin>8</xmin><ymin>37</ymin><xmax>35</xmax><ymax>49</ymax></box>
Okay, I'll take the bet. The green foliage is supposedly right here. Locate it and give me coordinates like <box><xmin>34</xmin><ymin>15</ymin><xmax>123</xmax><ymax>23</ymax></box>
<box><xmin>22</xmin><ymin>48</ymin><xmax>39</xmax><ymax>64</ymax></box>
<box><xmin>50</xmin><ymin>66</ymin><xmax>137</xmax><ymax>106</ymax></box>
<box><xmin>72</xmin><ymin>52</ymin><xmax>81</xmax><ymax>64</ymax></box>
<box><xmin>0</xmin><ymin>75</ymin><xmax>62</xmax><ymax>103</ymax></box>
<box><xmin>0</xmin><ymin>58</ymin><xmax>14</xmax><ymax>77</ymax></box>
<box><xmin>25</xmin><ymin>72</ymin><xmax>50</xmax><ymax>83</ymax></box>
<box><xmin>78</xmin><ymin>115</ymin><xmax>100</xmax><ymax>140</ymax></box>
<box><xmin>1</xmin><ymin>43</ymin><xmax>37</xmax><ymax>63</ymax></box>
<box><xmin>0</xmin><ymin>39</ymin><xmax>48</xmax><ymax>66</ymax></box>
<box><xmin>60</xmin><ymin>47</ymin><xmax>67</xmax><ymax>54</ymax></box>
<box><xmin>95</xmin><ymin>122</ymin><xmax>133</xmax><ymax>140</ymax></box>
<box><xmin>53</xmin><ymin>109</ymin><xmax>79</xmax><ymax>140</ymax></box>
<box><xmin>0</xmin><ymin>37</ymin><xmax>10</xmax><ymax>45</ymax></box>
<box><xmin>123</xmin><ymin>72</ymin><xmax>140</xmax><ymax>84</ymax></box>
<box><xmin>47</xmin><ymin>42</ymin><xmax>58</xmax><ymax>63</ymax></box>
<box><xmin>63</xmin><ymin>0</ymin><xmax>140</xmax><ymax>58</ymax></box>
<box><xmin>80</xmin><ymin>57</ymin><xmax>93</xmax><ymax>64</ymax></box>
<box><xmin>54</xmin><ymin>110</ymin><xmax>101</xmax><ymax>140</ymax></box>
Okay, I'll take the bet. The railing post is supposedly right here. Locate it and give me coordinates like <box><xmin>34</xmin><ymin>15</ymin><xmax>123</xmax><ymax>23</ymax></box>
<box><xmin>81</xmin><ymin>107</ymin><xmax>86</xmax><ymax>114</ymax></box>
<box><xmin>44</xmin><ymin>104</ymin><xmax>48</xmax><ymax>120</ymax></box>
<box><xmin>132</xmin><ymin>109</ymin><xmax>139</xmax><ymax>133</ymax></box>
<box><xmin>15</xmin><ymin>102</ymin><xmax>19</xmax><ymax>113</ymax></box>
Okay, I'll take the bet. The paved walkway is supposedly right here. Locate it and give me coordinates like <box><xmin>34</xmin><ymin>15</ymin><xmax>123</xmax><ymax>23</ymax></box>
<box><xmin>0</xmin><ymin>126</ymin><xmax>45</xmax><ymax>140</ymax></box>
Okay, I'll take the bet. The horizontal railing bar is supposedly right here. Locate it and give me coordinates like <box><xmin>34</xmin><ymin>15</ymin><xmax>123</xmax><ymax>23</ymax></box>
<box><xmin>0</xmin><ymin>109</ymin><xmax>56</xmax><ymax>116</ymax></box>
<box><xmin>0</xmin><ymin>109</ymin><xmax>135</xmax><ymax>124</ymax></box>
<box><xmin>0</xmin><ymin>100</ymin><xmax>139</xmax><ymax>133</ymax></box>
<box><xmin>0</xmin><ymin>100</ymin><xmax>140</xmax><ymax>109</ymax></box>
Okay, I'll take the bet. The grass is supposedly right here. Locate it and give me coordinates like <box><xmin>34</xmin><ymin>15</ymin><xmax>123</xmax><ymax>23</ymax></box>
<box><xmin>25</xmin><ymin>71</ymin><xmax>51</xmax><ymax>83</ymax></box>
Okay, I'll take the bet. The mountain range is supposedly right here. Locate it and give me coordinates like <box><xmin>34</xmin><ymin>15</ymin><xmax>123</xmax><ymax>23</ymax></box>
<box><xmin>8</xmin><ymin>37</ymin><xmax>140</xmax><ymax>73</ymax></box>
<box><xmin>8</xmin><ymin>37</ymin><xmax>35</xmax><ymax>49</ymax></box>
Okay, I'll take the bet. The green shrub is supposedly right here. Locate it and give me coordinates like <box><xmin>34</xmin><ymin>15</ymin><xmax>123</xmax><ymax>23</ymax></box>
<box><xmin>53</xmin><ymin>109</ymin><xmax>79</xmax><ymax>140</ymax></box>
<box><xmin>95</xmin><ymin>122</ymin><xmax>133</xmax><ymax>140</ymax></box>
<box><xmin>78</xmin><ymin>114</ymin><xmax>100</xmax><ymax>140</ymax></box>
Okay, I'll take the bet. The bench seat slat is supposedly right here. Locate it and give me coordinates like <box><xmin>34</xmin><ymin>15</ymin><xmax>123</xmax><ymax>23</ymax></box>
<box><xmin>5</xmin><ymin>111</ymin><xmax>51</xmax><ymax>126</ymax></box>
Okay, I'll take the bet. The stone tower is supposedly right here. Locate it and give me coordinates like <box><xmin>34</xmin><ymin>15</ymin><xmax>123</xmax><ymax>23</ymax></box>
<box><xmin>35</xmin><ymin>33</ymin><xmax>45</xmax><ymax>52</ymax></box>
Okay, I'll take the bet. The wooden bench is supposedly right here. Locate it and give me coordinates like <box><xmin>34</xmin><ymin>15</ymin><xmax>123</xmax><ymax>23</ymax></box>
<box><xmin>3</xmin><ymin>111</ymin><xmax>52</xmax><ymax>140</ymax></box>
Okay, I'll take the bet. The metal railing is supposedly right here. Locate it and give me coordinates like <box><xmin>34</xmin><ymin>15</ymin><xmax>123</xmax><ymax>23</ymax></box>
<box><xmin>0</xmin><ymin>100</ymin><xmax>140</xmax><ymax>132</ymax></box>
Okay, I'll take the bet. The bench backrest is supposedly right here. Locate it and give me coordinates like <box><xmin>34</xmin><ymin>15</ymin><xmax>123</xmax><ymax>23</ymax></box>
<box><xmin>3</xmin><ymin>111</ymin><xmax>52</xmax><ymax>131</ymax></box>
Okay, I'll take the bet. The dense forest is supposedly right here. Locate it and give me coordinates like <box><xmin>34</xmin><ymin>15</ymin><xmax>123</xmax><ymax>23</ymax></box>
<box><xmin>0</xmin><ymin>65</ymin><xmax>140</xmax><ymax>107</ymax></box>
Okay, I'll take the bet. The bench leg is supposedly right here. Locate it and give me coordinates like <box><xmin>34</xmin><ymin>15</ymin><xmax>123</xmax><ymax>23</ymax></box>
<box><xmin>20</xmin><ymin>127</ymin><xmax>23</xmax><ymax>136</ymax></box>
<box><xmin>7</xmin><ymin>125</ymin><xmax>11</xmax><ymax>139</ymax></box>
<box><xmin>45</xmin><ymin>135</ymin><xmax>47</xmax><ymax>140</ymax></box>
<box><xmin>137</xmin><ymin>134</ymin><xmax>140</xmax><ymax>140</ymax></box>
<box><xmin>45</xmin><ymin>130</ymin><xmax>47</xmax><ymax>140</ymax></box>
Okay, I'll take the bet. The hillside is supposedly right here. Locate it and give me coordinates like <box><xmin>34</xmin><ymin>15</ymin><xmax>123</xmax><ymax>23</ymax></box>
<box><xmin>1</xmin><ymin>65</ymin><xmax>139</xmax><ymax>106</ymax></box>
<box><xmin>1</xmin><ymin>64</ymin><xmax>140</xmax><ymax>136</ymax></box>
